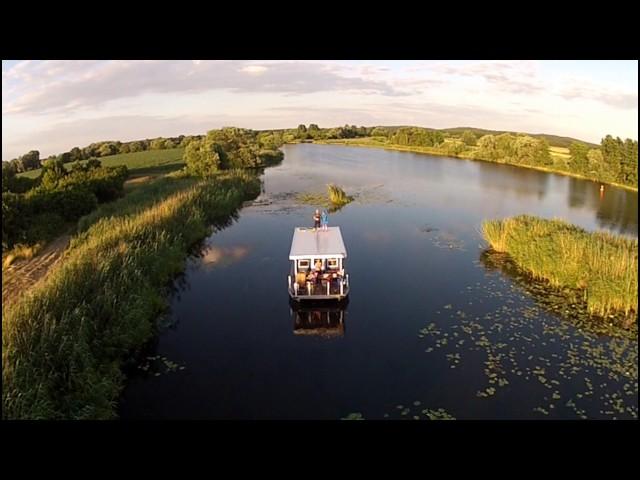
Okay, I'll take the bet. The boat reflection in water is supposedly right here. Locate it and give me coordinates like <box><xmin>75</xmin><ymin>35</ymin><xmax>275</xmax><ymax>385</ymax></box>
<box><xmin>290</xmin><ymin>299</ymin><xmax>348</xmax><ymax>338</ymax></box>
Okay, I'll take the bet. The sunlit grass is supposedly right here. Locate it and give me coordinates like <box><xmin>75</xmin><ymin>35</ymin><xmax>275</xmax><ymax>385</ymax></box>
<box><xmin>482</xmin><ymin>215</ymin><xmax>638</xmax><ymax>319</ymax></box>
<box><xmin>2</xmin><ymin>170</ymin><xmax>260</xmax><ymax>419</ymax></box>
<box><xmin>2</xmin><ymin>243</ymin><xmax>44</xmax><ymax>269</ymax></box>
<box><xmin>327</xmin><ymin>184</ymin><xmax>353</xmax><ymax>207</ymax></box>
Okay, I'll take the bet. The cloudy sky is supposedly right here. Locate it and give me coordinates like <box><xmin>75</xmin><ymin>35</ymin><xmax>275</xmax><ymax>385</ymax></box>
<box><xmin>2</xmin><ymin>60</ymin><xmax>637</xmax><ymax>160</ymax></box>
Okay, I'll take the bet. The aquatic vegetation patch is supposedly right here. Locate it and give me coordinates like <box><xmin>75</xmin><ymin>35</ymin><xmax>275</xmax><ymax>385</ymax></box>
<box><xmin>382</xmin><ymin>404</ymin><xmax>456</xmax><ymax>420</ymax></box>
<box><xmin>341</xmin><ymin>412</ymin><xmax>364</xmax><ymax>420</ymax></box>
<box><xmin>137</xmin><ymin>355</ymin><xmax>185</xmax><ymax>377</ymax></box>
<box><xmin>417</xmin><ymin>257</ymin><xmax>638</xmax><ymax>419</ymax></box>
<box><xmin>482</xmin><ymin>215</ymin><xmax>638</xmax><ymax>320</ymax></box>
<box><xmin>297</xmin><ymin>184</ymin><xmax>354</xmax><ymax>212</ymax></box>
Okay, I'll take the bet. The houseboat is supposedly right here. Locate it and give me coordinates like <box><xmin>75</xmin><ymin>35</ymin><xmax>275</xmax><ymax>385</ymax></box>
<box><xmin>288</xmin><ymin>226</ymin><xmax>349</xmax><ymax>302</ymax></box>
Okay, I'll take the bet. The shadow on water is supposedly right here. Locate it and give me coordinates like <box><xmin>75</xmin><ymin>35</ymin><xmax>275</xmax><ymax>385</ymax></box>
<box><xmin>479</xmin><ymin>249</ymin><xmax>637</xmax><ymax>338</ymax></box>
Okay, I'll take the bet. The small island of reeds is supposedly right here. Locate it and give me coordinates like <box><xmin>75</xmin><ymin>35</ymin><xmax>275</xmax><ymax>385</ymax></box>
<box><xmin>298</xmin><ymin>183</ymin><xmax>354</xmax><ymax>211</ymax></box>
<box><xmin>481</xmin><ymin>215</ymin><xmax>638</xmax><ymax>321</ymax></box>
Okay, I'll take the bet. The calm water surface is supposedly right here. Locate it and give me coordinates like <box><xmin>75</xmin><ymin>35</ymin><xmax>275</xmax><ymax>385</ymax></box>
<box><xmin>120</xmin><ymin>144</ymin><xmax>638</xmax><ymax>420</ymax></box>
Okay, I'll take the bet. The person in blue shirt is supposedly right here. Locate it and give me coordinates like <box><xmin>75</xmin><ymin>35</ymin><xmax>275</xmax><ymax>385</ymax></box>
<box><xmin>321</xmin><ymin>209</ymin><xmax>328</xmax><ymax>231</ymax></box>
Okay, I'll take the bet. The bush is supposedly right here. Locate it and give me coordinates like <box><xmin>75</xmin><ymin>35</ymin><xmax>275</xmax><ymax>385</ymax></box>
<box><xmin>2</xmin><ymin>192</ymin><xmax>30</xmax><ymax>248</ymax></box>
<box><xmin>28</xmin><ymin>187</ymin><xmax>98</xmax><ymax>221</ymax></box>
<box><xmin>24</xmin><ymin>212</ymin><xmax>66</xmax><ymax>245</ymax></box>
<box><xmin>2</xmin><ymin>165</ymin><xmax>128</xmax><ymax>249</ymax></box>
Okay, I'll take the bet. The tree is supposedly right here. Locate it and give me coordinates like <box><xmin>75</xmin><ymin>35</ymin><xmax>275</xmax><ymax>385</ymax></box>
<box><xmin>97</xmin><ymin>143</ymin><xmax>117</xmax><ymax>157</ymax></box>
<box><xmin>150</xmin><ymin>138</ymin><xmax>166</xmax><ymax>150</ymax></box>
<box><xmin>57</xmin><ymin>152</ymin><xmax>72</xmax><ymax>164</ymax></box>
<box><xmin>86</xmin><ymin>158</ymin><xmax>102</xmax><ymax>170</ymax></box>
<box><xmin>163</xmin><ymin>139</ymin><xmax>177</xmax><ymax>149</ymax></box>
<box><xmin>296</xmin><ymin>124</ymin><xmax>310</xmax><ymax>140</ymax></box>
<box><xmin>69</xmin><ymin>147</ymin><xmax>83</xmax><ymax>162</ymax></box>
<box><xmin>19</xmin><ymin>150</ymin><xmax>41</xmax><ymax>171</ymax></box>
<box><xmin>40</xmin><ymin>157</ymin><xmax>68</xmax><ymax>189</ymax></box>
<box><xmin>128</xmin><ymin>141</ymin><xmax>144</xmax><ymax>152</ymax></box>
<box><xmin>569</xmin><ymin>142</ymin><xmax>589</xmax><ymax>173</ymax></box>
<box><xmin>184</xmin><ymin>137</ymin><xmax>227</xmax><ymax>177</ymax></box>
<box><xmin>2</xmin><ymin>162</ymin><xmax>17</xmax><ymax>192</ymax></box>
<box><xmin>371</xmin><ymin>127</ymin><xmax>389</xmax><ymax>138</ymax></box>
<box><xmin>461</xmin><ymin>130</ymin><xmax>477</xmax><ymax>146</ymax></box>
<box><xmin>307</xmin><ymin>124</ymin><xmax>320</xmax><ymax>139</ymax></box>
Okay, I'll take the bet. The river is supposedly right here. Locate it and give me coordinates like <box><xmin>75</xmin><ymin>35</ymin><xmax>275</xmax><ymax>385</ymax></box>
<box><xmin>119</xmin><ymin>144</ymin><xmax>638</xmax><ymax>420</ymax></box>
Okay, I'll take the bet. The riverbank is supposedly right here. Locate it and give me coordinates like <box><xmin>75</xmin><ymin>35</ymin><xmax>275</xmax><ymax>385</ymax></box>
<box><xmin>2</xmin><ymin>170</ymin><xmax>260</xmax><ymax>419</ymax></box>
<box><xmin>313</xmin><ymin>139</ymin><xmax>639</xmax><ymax>192</ymax></box>
<box><xmin>482</xmin><ymin>215</ymin><xmax>638</xmax><ymax>321</ymax></box>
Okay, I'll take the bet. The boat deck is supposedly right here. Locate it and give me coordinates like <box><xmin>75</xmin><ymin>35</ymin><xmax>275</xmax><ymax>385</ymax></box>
<box><xmin>289</xmin><ymin>277</ymin><xmax>348</xmax><ymax>300</ymax></box>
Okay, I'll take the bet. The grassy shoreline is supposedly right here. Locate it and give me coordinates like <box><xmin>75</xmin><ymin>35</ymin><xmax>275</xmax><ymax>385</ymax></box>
<box><xmin>2</xmin><ymin>170</ymin><xmax>260</xmax><ymax>419</ymax></box>
<box><xmin>312</xmin><ymin>139</ymin><xmax>639</xmax><ymax>193</ymax></box>
<box><xmin>481</xmin><ymin>215</ymin><xmax>638</xmax><ymax>321</ymax></box>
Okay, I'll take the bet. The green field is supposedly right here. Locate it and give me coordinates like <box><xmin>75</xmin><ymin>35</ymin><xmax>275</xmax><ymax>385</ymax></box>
<box><xmin>18</xmin><ymin>148</ymin><xmax>185</xmax><ymax>179</ymax></box>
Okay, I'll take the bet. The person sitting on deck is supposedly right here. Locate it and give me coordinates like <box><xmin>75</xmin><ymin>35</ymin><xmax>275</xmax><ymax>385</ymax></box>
<box><xmin>314</xmin><ymin>259</ymin><xmax>324</xmax><ymax>284</ymax></box>
<box><xmin>313</xmin><ymin>209</ymin><xmax>321</xmax><ymax>231</ymax></box>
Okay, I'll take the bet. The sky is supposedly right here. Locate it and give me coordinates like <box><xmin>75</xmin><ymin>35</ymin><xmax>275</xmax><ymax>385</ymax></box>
<box><xmin>2</xmin><ymin>60</ymin><xmax>638</xmax><ymax>160</ymax></box>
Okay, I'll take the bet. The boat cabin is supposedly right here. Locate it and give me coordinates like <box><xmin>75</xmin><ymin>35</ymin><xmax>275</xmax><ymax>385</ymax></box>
<box><xmin>288</xmin><ymin>226</ymin><xmax>349</xmax><ymax>302</ymax></box>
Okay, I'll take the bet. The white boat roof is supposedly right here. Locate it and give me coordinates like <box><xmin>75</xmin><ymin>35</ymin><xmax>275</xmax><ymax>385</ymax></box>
<box><xmin>289</xmin><ymin>227</ymin><xmax>347</xmax><ymax>260</ymax></box>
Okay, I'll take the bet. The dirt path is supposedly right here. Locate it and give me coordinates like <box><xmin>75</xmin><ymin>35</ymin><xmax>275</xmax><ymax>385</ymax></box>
<box><xmin>2</xmin><ymin>234</ymin><xmax>71</xmax><ymax>308</ymax></box>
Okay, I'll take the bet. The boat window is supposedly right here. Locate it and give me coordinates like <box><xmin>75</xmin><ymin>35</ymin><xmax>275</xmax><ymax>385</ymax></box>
<box><xmin>298</xmin><ymin>259</ymin><xmax>310</xmax><ymax>271</ymax></box>
<box><xmin>327</xmin><ymin>258</ymin><xmax>339</xmax><ymax>270</ymax></box>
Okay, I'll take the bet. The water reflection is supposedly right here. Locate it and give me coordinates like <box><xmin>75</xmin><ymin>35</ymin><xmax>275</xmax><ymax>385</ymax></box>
<box><xmin>200</xmin><ymin>245</ymin><xmax>250</xmax><ymax>268</ymax></box>
<box><xmin>566</xmin><ymin>178</ymin><xmax>637</xmax><ymax>236</ymax></box>
<box><xmin>476</xmin><ymin>161</ymin><xmax>551</xmax><ymax>199</ymax></box>
<box><xmin>290</xmin><ymin>300</ymin><xmax>348</xmax><ymax>338</ymax></box>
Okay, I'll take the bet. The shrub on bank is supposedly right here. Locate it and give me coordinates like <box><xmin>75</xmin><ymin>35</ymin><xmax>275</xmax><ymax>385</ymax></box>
<box><xmin>2</xmin><ymin>165</ymin><xmax>128</xmax><ymax>249</ymax></box>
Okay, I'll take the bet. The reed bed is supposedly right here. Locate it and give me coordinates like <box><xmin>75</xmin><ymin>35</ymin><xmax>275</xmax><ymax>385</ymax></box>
<box><xmin>482</xmin><ymin>215</ymin><xmax>638</xmax><ymax>319</ymax></box>
<box><xmin>2</xmin><ymin>170</ymin><xmax>260</xmax><ymax>419</ymax></box>
<box><xmin>327</xmin><ymin>184</ymin><xmax>353</xmax><ymax>207</ymax></box>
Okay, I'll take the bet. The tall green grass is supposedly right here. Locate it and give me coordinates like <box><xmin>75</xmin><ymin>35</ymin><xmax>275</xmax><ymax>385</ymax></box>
<box><xmin>482</xmin><ymin>215</ymin><xmax>638</xmax><ymax>319</ymax></box>
<box><xmin>327</xmin><ymin>184</ymin><xmax>353</xmax><ymax>207</ymax></box>
<box><xmin>2</xmin><ymin>170</ymin><xmax>260</xmax><ymax>419</ymax></box>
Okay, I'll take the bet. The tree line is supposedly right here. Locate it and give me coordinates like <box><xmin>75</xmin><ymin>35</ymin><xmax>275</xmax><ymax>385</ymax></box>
<box><xmin>3</xmin><ymin>135</ymin><xmax>203</xmax><ymax>176</ymax></box>
<box><xmin>184</xmin><ymin>127</ymin><xmax>284</xmax><ymax>176</ymax></box>
<box><xmin>568</xmin><ymin>135</ymin><xmax>637</xmax><ymax>187</ymax></box>
<box><xmin>4</xmin><ymin>124</ymin><xmax>637</xmax><ymax>190</ymax></box>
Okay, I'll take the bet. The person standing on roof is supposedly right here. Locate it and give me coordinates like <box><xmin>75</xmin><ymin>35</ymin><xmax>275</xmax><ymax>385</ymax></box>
<box><xmin>321</xmin><ymin>209</ymin><xmax>328</xmax><ymax>231</ymax></box>
<box><xmin>313</xmin><ymin>209</ymin><xmax>321</xmax><ymax>231</ymax></box>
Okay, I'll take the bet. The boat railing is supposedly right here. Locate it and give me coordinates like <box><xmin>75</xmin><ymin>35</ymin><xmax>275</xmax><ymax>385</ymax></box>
<box><xmin>288</xmin><ymin>273</ymin><xmax>347</xmax><ymax>297</ymax></box>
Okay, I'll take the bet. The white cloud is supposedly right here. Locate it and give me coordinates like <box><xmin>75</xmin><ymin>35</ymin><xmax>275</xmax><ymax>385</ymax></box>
<box><xmin>2</xmin><ymin>60</ymin><xmax>637</xmax><ymax>160</ymax></box>
<box><xmin>240</xmin><ymin>65</ymin><xmax>268</xmax><ymax>75</ymax></box>
<box><xmin>2</xmin><ymin>60</ymin><xmax>409</xmax><ymax>116</ymax></box>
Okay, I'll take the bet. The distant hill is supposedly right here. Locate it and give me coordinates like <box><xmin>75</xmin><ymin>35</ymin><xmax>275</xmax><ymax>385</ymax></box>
<box><xmin>434</xmin><ymin>127</ymin><xmax>598</xmax><ymax>149</ymax></box>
